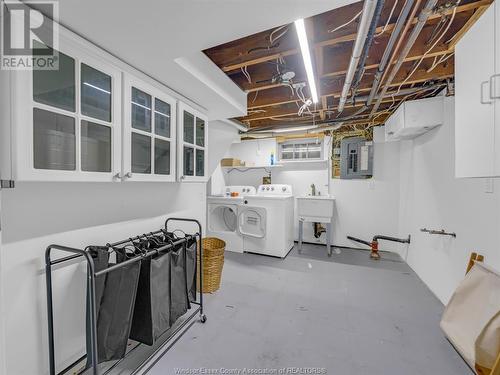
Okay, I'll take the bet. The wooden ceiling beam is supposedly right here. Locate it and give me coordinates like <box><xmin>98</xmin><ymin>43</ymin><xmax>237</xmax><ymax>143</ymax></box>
<box><xmin>242</xmin><ymin>92</ymin><xmax>423</xmax><ymax>122</ymax></box>
<box><xmin>243</xmin><ymin>46</ymin><xmax>453</xmax><ymax>93</ymax></box>
<box><xmin>247</xmin><ymin>110</ymin><xmax>392</xmax><ymax>129</ymax></box>
<box><xmin>247</xmin><ymin>56</ymin><xmax>453</xmax><ymax>109</ymax></box>
<box><xmin>220</xmin><ymin>0</ymin><xmax>490</xmax><ymax>73</ymax></box>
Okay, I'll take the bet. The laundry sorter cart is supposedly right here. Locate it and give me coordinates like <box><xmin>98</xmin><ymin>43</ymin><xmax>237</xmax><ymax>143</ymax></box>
<box><xmin>45</xmin><ymin>218</ymin><xmax>206</xmax><ymax>375</ymax></box>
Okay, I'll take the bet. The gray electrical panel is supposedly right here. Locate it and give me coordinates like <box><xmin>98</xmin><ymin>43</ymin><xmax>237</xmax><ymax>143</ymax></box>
<box><xmin>340</xmin><ymin>137</ymin><xmax>374</xmax><ymax>179</ymax></box>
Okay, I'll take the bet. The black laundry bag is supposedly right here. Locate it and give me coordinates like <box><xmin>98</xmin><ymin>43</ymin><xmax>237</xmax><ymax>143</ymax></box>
<box><xmin>85</xmin><ymin>246</ymin><xmax>110</xmax><ymax>368</ymax></box>
<box><xmin>169</xmin><ymin>242</ymin><xmax>190</xmax><ymax>326</ymax></box>
<box><xmin>129</xmin><ymin>251</ymin><xmax>171</xmax><ymax>346</ymax></box>
<box><xmin>95</xmin><ymin>248</ymin><xmax>141</xmax><ymax>363</ymax></box>
<box><xmin>185</xmin><ymin>237</ymin><xmax>197</xmax><ymax>302</ymax></box>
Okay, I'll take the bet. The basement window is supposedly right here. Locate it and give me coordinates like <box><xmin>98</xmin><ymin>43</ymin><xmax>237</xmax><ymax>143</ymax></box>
<box><xmin>278</xmin><ymin>138</ymin><xmax>323</xmax><ymax>161</ymax></box>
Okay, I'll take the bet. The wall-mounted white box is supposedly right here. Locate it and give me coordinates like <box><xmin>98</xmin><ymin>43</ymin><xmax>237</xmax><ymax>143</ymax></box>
<box><xmin>385</xmin><ymin>96</ymin><xmax>444</xmax><ymax>141</ymax></box>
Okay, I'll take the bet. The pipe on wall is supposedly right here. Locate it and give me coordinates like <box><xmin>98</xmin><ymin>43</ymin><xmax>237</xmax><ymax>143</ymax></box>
<box><xmin>337</xmin><ymin>0</ymin><xmax>379</xmax><ymax>113</ymax></box>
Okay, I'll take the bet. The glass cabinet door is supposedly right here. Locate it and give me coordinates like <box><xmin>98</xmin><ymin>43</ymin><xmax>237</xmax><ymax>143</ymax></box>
<box><xmin>177</xmin><ymin>102</ymin><xmax>207</xmax><ymax>182</ymax></box>
<box><xmin>24</xmin><ymin>39</ymin><xmax>121</xmax><ymax>181</ymax></box>
<box><xmin>123</xmin><ymin>76</ymin><xmax>176</xmax><ymax>182</ymax></box>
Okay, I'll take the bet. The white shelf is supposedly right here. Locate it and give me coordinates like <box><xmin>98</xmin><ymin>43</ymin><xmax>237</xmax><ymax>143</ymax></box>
<box><xmin>222</xmin><ymin>164</ymin><xmax>283</xmax><ymax>170</ymax></box>
<box><xmin>279</xmin><ymin>159</ymin><xmax>328</xmax><ymax>165</ymax></box>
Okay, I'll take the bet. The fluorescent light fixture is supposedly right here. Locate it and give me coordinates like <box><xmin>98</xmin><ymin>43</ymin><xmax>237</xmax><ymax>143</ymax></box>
<box><xmin>294</xmin><ymin>18</ymin><xmax>319</xmax><ymax>104</ymax></box>
<box><xmin>272</xmin><ymin>125</ymin><xmax>317</xmax><ymax>133</ymax></box>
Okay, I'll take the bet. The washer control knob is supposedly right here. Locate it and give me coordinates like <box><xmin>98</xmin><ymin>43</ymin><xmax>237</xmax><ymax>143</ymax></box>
<box><xmin>271</xmin><ymin>187</ymin><xmax>274</xmax><ymax>191</ymax></box>
<box><xmin>282</xmin><ymin>187</ymin><xmax>287</xmax><ymax>192</ymax></box>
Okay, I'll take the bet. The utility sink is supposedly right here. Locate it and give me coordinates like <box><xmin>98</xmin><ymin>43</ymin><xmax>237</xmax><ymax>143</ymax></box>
<box><xmin>296</xmin><ymin>195</ymin><xmax>335</xmax><ymax>222</ymax></box>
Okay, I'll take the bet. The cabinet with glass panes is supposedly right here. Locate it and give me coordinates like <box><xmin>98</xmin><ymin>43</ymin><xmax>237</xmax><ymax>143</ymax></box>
<box><xmin>177</xmin><ymin>102</ymin><xmax>208</xmax><ymax>182</ymax></box>
<box><xmin>2</xmin><ymin>26</ymin><xmax>208</xmax><ymax>183</ymax></box>
<box><xmin>7</xmin><ymin>37</ymin><xmax>121</xmax><ymax>181</ymax></box>
<box><xmin>122</xmin><ymin>76</ymin><xmax>176</xmax><ymax>182</ymax></box>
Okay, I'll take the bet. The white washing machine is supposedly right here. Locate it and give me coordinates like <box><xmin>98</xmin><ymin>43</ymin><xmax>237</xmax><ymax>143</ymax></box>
<box><xmin>238</xmin><ymin>184</ymin><xmax>294</xmax><ymax>258</ymax></box>
<box><xmin>207</xmin><ymin>186</ymin><xmax>256</xmax><ymax>253</ymax></box>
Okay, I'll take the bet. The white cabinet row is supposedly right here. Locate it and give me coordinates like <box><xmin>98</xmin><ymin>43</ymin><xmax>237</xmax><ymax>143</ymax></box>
<box><xmin>1</xmin><ymin>31</ymin><xmax>208</xmax><ymax>183</ymax></box>
<box><xmin>455</xmin><ymin>3</ymin><xmax>500</xmax><ymax>178</ymax></box>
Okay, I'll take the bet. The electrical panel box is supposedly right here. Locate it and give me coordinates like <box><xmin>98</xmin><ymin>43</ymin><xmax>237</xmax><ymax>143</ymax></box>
<box><xmin>340</xmin><ymin>137</ymin><xmax>374</xmax><ymax>179</ymax></box>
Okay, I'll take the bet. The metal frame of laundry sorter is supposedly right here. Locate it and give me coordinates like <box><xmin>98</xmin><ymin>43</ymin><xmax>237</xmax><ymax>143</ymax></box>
<box><xmin>45</xmin><ymin>217</ymin><xmax>206</xmax><ymax>375</ymax></box>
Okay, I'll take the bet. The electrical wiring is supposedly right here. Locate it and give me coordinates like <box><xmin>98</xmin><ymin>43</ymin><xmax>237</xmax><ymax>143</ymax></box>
<box><xmin>426</xmin><ymin>15</ymin><xmax>448</xmax><ymax>45</ymax></box>
<box><xmin>426</xmin><ymin>52</ymin><xmax>454</xmax><ymax>72</ymax></box>
<box><xmin>241</xmin><ymin>65</ymin><xmax>252</xmax><ymax>84</ymax></box>
<box><xmin>251</xmin><ymin>90</ymin><xmax>259</xmax><ymax>103</ymax></box>
<box><xmin>247</xmin><ymin>108</ymin><xmax>266</xmax><ymax>114</ymax></box>
<box><xmin>247</xmin><ymin>42</ymin><xmax>280</xmax><ymax>55</ymax></box>
<box><xmin>395</xmin><ymin>5</ymin><xmax>458</xmax><ymax>94</ymax></box>
<box><xmin>269</xmin><ymin>115</ymin><xmax>313</xmax><ymax>121</ymax></box>
<box><xmin>328</xmin><ymin>10</ymin><xmax>363</xmax><ymax>33</ymax></box>
<box><xmin>295</xmin><ymin>85</ymin><xmax>314</xmax><ymax>116</ymax></box>
<box><xmin>269</xmin><ymin>25</ymin><xmax>289</xmax><ymax>44</ymax></box>
<box><xmin>375</xmin><ymin>0</ymin><xmax>399</xmax><ymax>37</ymax></box>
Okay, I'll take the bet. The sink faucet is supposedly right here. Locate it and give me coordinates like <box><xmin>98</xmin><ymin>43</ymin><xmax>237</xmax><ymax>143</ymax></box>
<box><xmin>311</xmin><ymin>183</ymin><xmax>316</xmax><ymax>196</ymax></box>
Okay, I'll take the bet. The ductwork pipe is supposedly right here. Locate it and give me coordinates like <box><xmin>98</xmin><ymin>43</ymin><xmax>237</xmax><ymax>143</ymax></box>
<box><xmin>366</xmin><ymin>0</ymin><xmax>416</xmax><ymax>106</ymax></box>
<box><xmin>351</xmin><ymin>0</ymin><xmax>385</xmax><ymax>97</ymax></box>
<box><xmin>370</xmin><ymin>0</ymin><xmax>439</xmax><ymax>116</ymax></box>
<box><xmin>337</xmin><ymin>0</ymin><xmax>378</xmax><ymax>113</ymax></box>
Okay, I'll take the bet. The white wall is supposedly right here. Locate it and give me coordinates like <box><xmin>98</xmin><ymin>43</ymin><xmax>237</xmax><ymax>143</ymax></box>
<box><xmin>397</xmin><ymin>96</ymin><xmax>500</xmax><ymax>304</ymax></box>
<box><xmin>208</xmin><ymin>121</ymin><xmax>240</xmax><ymax>196</ymax></box>
<box><xmin>330</xmin><ymin>127</ymin><xmax>402</xmax><ymax>251</ymax></box>
<box><xmin>0</xmin><ymin>183</ymin><xmax>206</xmax><ymax>375</ymax></box>
<box><xmin>222</xmin><ymin>134</ymin><xmax>401</xmax><ymax>246</ymax></box>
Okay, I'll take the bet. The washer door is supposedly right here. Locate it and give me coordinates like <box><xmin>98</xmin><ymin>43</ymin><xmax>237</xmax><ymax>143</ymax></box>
<box><xmin>238</xmin><ymin>207</ymin><xmax>266</xmax><ymax>238</ymax></box>
<box><xmin>209</xmin><ymin>204</ymin><xmax>238</xmax><ymax>232</ymax></box>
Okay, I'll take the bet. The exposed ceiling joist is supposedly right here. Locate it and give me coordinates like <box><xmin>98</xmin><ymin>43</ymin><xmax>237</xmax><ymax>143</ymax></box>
<box><xmin>204</xmin><ymin>0</ymin><xmax>486</xmax><ymax>130</ymax></box>
<box><xmin>218</xmin><ymin>0</ymin><xmax>490</xmax><ymax>73</ymax></box>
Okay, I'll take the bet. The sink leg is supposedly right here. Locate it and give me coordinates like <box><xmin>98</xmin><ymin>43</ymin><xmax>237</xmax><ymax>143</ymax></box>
<box><xmin>326</xmin><ymin>222</ymin><xmax>332</xmax><ymax>257</ymax></box>
<box><xmin>298</xmin><ymin>220</ymin><xmax>303</xmax><ymax>254</ymax></box>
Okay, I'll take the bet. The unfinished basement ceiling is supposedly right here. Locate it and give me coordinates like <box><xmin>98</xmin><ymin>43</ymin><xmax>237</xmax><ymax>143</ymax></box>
<box><xmin>204</xmin><ymin>0</ymin><xmax>491</xmax><ymax>131</ymax></box>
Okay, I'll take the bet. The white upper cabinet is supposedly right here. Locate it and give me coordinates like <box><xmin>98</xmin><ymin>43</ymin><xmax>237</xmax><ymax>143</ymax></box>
<box><xmin>177</xmin><ymin>102</ymin><xmax>208</xmax><ymax>182</ymax></box>
<box><xmin>2</xmin><ymin>18</ymin><xmax>210</xmax><ymax>184</ymax></box>
<box><xmin>455</xmin><ymin>5</ymin><xmax>498</xmax><ymax>177</ymax></box>
<box><xmin>122</xmin><ymin>76</ymin><xmax>177</xmax><ymax>182</ymax></box>
<box><xmin>10</xmin><ymin>37</ymin><xmax>122</xmax><ymax>181</ymax></box>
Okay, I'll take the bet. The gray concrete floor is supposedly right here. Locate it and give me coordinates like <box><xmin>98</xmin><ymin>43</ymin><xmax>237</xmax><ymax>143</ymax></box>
<box><xmin>148</xmin><ymin>244</ymin><xmax>471</xmax><ymax>375</ymax></box>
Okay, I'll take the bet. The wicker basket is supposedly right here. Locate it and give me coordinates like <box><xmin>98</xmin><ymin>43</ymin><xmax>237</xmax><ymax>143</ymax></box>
<box><xmin>197</xmin><ymin>237</ymin><xmax>225</xmax><ymax>293</ymax></box>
